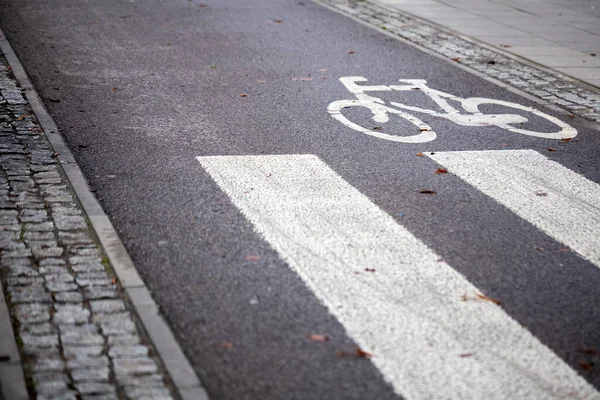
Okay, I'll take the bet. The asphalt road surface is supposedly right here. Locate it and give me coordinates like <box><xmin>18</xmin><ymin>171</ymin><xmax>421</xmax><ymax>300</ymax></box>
<box><xmin>1</xmin><ymin>0</ymin><xmax>600</xmax><ymax>398</ymax></box>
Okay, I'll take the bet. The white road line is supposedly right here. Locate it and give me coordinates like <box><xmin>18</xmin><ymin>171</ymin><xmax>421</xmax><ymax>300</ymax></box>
<box><xmin>197</xmin><ymin>154</ymin><xmax>598</xmax><ymax>400</ymax></box>
<box><xmin>428</xmin><ymin>149</ymin><xmax>600</xmax><ymax>270</ymax></box>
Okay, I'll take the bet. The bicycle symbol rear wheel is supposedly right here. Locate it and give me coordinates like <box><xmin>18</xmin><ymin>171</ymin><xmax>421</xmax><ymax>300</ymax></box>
<box><xmin>327</xmin><ymin>99</ymin><xmax>436</xmax><ymax>143</ymax></box>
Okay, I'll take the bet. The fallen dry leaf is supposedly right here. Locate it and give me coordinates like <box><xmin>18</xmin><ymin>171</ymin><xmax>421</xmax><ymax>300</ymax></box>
<box><xmin>591</xmin><ymin>53</ymin><xmax>596</xmax><ymax>57</ymax></box>
<box><xmin>451</xmin><ymin>57</ymin><xmax>462</xmax><ymax>62</ymax></box>
<box><xmin>580</xmin><ymin>362</ymin><xmax>594</xmax><ymax>371</ymax></box>
<box><xmin>355</xmin><ymin>347</ymin><xmax>373</xmax><ymax>358</ymax></box>
<box><xmin>419</xmin><ymin>128</ymin><xmax>431</xmax><ymax>132</ymax></box>
<box><xmin>419</xmin><ymin>190</ymin><xmax>437</xmax><ymax>194</ymax></box>
<box><xmin>548</xmin><ymin>148</ymin><xmax>557</xmax><ymax>152</ymax></box>
<box><xmin>112</xmin><ymin>278</ymin><xmax>117</xmax><ymax>284</ymax></box>
<box><xmin>222</xmin><ymin>341</ymin><xmax>234</xmax><ymax>349</ymax></box>
<box><xmin>111</xmin><ymin>87</ymin><xmax>118</xmax><ymax>93</ymax></box>
<box><xmin>434</xmin><ymin>168</ymin><xmax>448</xmax><ymax>175</ymax></box>
<box><xmin>274</xmin><ymin>19</ymin><xmax>284</xmax><ymax>23</ymax></box>
<box><xmin>365</xmin><ymin>268</ymin><xmax>376</xmax><ymax>272</ymax></box>
<box><xmin>416</xmin><ymin>152</ymin><xmax>424</xmax><ymax>157</ymax></box>
<box><xmin>561</xmin><ymin>137</ymin><xmax>572</xmax><ymax>142</ymax></box>
<box><xmin>16</xmin><ymin>114</ymin><xmax>30</xmax><ymax>121</ymax></box>
<box><xmin>310</xmin><ymin>334</ymin><xmax>330</xmax><ymax>342</ymax></box>
<box><xmin>240</xmin><ymin>93</ymin><xmax>247</xmax><ymax>97</ymax></box>
<box><xmin>348</xmin><ymin>50</ymin><xmax>355</xmax><ymax>54</ymax></box>
<box><xmin>569</xmin><ymin>114</ymin><xmax>575</xmax><ymax>118</ymax></box>
<box><xmin>336</xmin><ymin>346</ymin><xmax>373</xmax><ymax>359</ymax></box>
<box><xmin>500</xmin><ymin>44</ymin><xmax>512</xmax><ymax>48</ymax></box>
<box><xmin>245</xmin><ymin>255</ymin><xmax>261</xmax><ymax>261</ymax></box>
<box><xmin>475</xmin><ymin>293</ymin><xmax>502</xmax><ymax>305</ymax></box>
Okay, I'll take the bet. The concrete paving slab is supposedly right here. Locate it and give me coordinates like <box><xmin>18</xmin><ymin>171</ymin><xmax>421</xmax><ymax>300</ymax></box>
<box><xmin>508</xmin><ymin>46</ymin><xmax>589</xmax><ymax>57</ymax></box>
<box><xmin>526</xmin><ymin>55</ymin><xmax>600</xmax><ymax>68</ymax></box>
<box><xmin>382</xmin><ymin>0</ymin><xmax>600</xmax><ymax>87</ymax></box>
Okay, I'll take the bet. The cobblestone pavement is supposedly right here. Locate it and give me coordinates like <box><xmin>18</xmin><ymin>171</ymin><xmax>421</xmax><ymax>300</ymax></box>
<box><xmin>318</xmin><ymin>0</ymin><xmax>600</xmax><ymax>124</ymax></box>
<box><xmin>0</xmin><ymin>54</ymin><xmax>176</xmax><ymax>399</ymax></box>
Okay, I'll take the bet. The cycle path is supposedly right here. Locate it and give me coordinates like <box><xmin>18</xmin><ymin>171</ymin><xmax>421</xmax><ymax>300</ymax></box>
<box><xmin>1</xmin><ymin>0</ymin><xmax>600</xmax><ymax>398</ymax></box>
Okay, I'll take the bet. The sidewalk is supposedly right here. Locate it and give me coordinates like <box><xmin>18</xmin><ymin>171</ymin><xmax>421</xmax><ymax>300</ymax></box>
<box><xmin>376</xmin><ymin>0</ymin><xmax>600</xmax><ymax>88</ymax></box>
<box><xmin>0</xmin><ymin>32</ymin><xmax>206</xmax><ymax>400</ymax></box>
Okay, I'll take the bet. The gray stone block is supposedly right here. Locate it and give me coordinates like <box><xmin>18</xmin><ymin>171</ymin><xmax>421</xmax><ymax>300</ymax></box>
<box><xmin>90</xmin><ymin>299</ymin><xmax>125</xmax><ymax>314</ymax></box>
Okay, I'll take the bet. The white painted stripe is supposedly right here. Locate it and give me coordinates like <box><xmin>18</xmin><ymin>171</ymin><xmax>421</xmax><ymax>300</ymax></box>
<box><xmin>428</xmin><ymin>150</ymin><xmax>600</xmax><ymax>270</ymax></box>
<box><xmin>197</xmin><ymin>154</ymin><xmax>598</xmax><ymax>400</ymax></box>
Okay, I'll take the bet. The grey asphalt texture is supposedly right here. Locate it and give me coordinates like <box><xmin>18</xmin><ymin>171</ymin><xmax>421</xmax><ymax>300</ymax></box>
<box><xmin>1</xmin><ymin>0</ymin><xmax>600</xmax><ymax>398</ymax></box>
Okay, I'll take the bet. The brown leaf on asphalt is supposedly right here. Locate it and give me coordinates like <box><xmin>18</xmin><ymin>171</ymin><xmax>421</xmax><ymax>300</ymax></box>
<box><xmin>434</xmin><ymin>168</ymin><xmax>448</xmax><ymax>175</ymax></box>
<box><xmin>419</xmin><ymin>128</ymin><xmax>431</xmax><ymax>131</ymax></box>
<box><xmin>240</xmin><ymin>93</ymin><xmax>247</xmax><ymax>97</ymax></box>
<box><xmin>348</xmin><ymin>50</ymin><xmax>355</xmax><ymax>54</ymax></box>
<box><xmin>500</xmin><ymin>44</ymin><xmax>512</xmax><ymax>48</ymax></box>
<box><xmin>416</xmin><ymin>152</ymin><xmax>424</xmax><ymax>157</ymax></box>
<box><xmin>451</xmin><ymin>57</ymin><xmax>462</xmax><ymax>62</ymax></box>
<box><xmin>111</xmin><ymin>87</ymin><xmax>117</xmax><ymax>93</ymax></box>
<box><xmin>336</xmin><ymin>347</ymin><xmax>373</xmax><ymax>359</ymax></box>
<box><xmin>547</xmin><ymin>148</ymin><xmax>557</xmax><ymax>152</ymax></box>
<box><xmin>365</xmin><ymin>268</ymin><xmax>376</xmax><ymax>272</ymax></box>
<box><xmin>246</xmin><ymin>255</ymin><xmax>261</xmax><ymax>261</ymax></box>
<box><xmin>580</xmin><ymin>362</ymin><xmax>594</xmax><ymax>371</ymax></box>
<box><xmin>591</xmin><ymin>53</ymin><xmax>596</xmax><ymax>57</ymax></box>
<box><xmin>222</xmin><ymin>341</ymin><xmax>234</xmax><ymax>349</ymax></box>
<box><xmin>561</xmin><ymin>137</ymin><xmax>573</xmax><ymax>142</ymax></box>
<box><xmin>475</xmin><ymin>293</ymin><xmax>502</xmax><ymax>305</ymax></box>
<box><xmin>579</xmin><ymin>348</ymin><xmax>597</xmax><ymax>355</ymax></box>
<box><xmin>419</xmin><ymin>190</ymin><xmax>437</xmax><ymax>194</ymax></box>
<box><xmin>274</xmin><ymin>19</ymin><xmax>284</xmax><ymax>23</ymax></box>
<box><xmin>310</xmin><ymin>334</ymin><xmax>330</xmax><ymax>342</ymax></box>
<box><xmin>355</xmin><ymin>347</ymin><xmax>373</xmax><ymax>358</ymax></box>
<box><xmin>16</xmin><ymin>114</ymin><xmax>30</xmax><ymax>121</ymax></box>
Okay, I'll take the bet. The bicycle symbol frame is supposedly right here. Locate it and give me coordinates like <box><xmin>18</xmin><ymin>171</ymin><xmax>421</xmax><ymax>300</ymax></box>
<box><xmin>327</xmin><ymin>76</ymin><xmax>577</xmax><ymax>143</ymax></box>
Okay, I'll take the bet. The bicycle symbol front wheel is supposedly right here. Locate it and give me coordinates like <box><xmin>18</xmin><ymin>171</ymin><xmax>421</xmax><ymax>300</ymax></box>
<box><xmin>460</xmin><ymin>98</ymin><xmax>577</xmax><ymax>140</ymax></box>
<box><xmin>327</xmin><ymin>99</ymin><xmax>436</xmax><ymax>143</ymax></box>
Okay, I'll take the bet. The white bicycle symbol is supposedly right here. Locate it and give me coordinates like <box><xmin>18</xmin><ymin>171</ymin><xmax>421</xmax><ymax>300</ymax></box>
<box><xmin>327</xmin><ymin>77</ymin><xmax>577</xmax><ymax>143</ymax></box>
